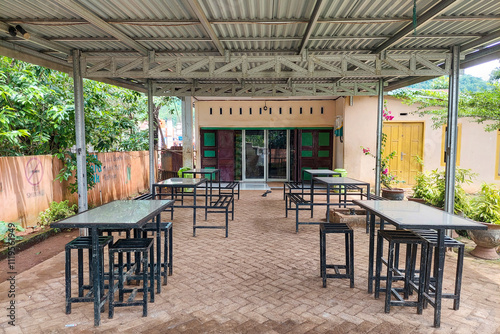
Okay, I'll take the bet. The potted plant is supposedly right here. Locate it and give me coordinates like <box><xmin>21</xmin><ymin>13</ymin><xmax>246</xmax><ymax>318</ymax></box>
<box><xmin>361</xmin><ymin>104</ymin><xmax>405</xmax><ymax>200</ymax></box>
<box><xmin>407</xmin><ymin>157</ymin><xmax>434</xmax><ymax>204</ymax></box>
<box><xmin>466</xmin><ymin>183</ymin><xmax>500</xmax><ymax>260</ymax></box>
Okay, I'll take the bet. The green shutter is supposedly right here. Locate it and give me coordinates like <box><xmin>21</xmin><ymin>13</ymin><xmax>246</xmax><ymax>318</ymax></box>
<box><xmin>319</xmin><ymin>132</ymin><xmax>330</xmax><ymax>146</ymax></box>
<box><xmin>302</xmin><ymin>132</ymin><xmax>313</xmax><ymax>146</ymax></box>
<box><xmin>204</xmin><ymin>150</ymin><xmax>216</xmax><ymax>158</ymax></box>
<box><xmin>204</xmin><ymin>132</ymin><xmax>216</xmax><ymax>146</ymax></box>
<box><xmin>318</xmin><ymin>150</ymin><xmax>330</xmax><ymax>158</ymax></box>
<box><xmin>301</xmin><ymin>150</ymin><xmax>313</xmax><ymax>157</ymax></box>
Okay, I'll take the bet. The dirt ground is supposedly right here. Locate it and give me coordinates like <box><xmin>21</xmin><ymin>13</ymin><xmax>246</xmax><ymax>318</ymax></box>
<box><xmin>0</xmin><ymin>229</ymin><xmax>79</xmax><ymax>283</ymax></box>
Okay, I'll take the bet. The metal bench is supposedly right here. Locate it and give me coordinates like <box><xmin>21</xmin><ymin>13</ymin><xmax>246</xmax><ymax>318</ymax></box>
<box><xmin>285</xmin><ymin>193</ymin><xmax>318</xmax><ymax>233</ymax></box>
<box><xmin>219</xmin><ymin>181</ymin><xmax>240</xmax><ymax>200</ymax></box>
<box><xmin>283</xmin><ymin>182</ymin><xmax>303</xmax><ymax>200</ymax></box>
<box><xmin>197</xmin><ymin>194</ymin><xmax>234</xmax><ymax>237</ymax></box>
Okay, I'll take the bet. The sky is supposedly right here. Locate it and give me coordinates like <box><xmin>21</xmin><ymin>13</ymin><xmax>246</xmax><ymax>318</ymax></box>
<box><xmin>464</xmin><ymin>59</ymin><xmax>500</xmax><ymax>80</ymax></box>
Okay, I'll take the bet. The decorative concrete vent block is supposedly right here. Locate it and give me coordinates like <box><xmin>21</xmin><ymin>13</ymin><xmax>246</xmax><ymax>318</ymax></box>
<box><xmin>327</xmin><ymin>208</ymin><xmax>369</xmax><ymax>228</ymax></box>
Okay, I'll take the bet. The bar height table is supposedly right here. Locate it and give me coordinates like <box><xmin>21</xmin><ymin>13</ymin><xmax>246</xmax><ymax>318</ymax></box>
<box><xmin>152</xmin><ymin>178</ymin><xmax>207</xmax><ymax>236</ymax></box>
<box><xmin>313</xmin><ymin>177</ymin><xmax>370</xmax><ymax>222</ymax></box>
<box><xmin>51</xmin><ymin>199</ymin><xmax>174</xmax><ymax>326</ymax></box>
<box><xmin>181</xmin><ymin>169</ymin><xmax>220</xmax><ymax>204</ymax></box>
<box><xmin>353</xmin><ymin>200</ymin><xmax>486</xmax><ymax>328</ymax></box>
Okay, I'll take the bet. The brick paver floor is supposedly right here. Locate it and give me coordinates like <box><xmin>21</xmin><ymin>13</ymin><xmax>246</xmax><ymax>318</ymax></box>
<box><xmin>1</xmin><ymin>189</ymin><xmax>499</xmax><ymax>333</ymax></box>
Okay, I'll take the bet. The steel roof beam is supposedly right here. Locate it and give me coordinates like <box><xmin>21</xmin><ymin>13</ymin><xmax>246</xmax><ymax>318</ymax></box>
<box><xmin>187</xmin><ymin>0</ymin><xmax>225</xmax><ymax>56</ymax></box>
<box><xmin>460</xmin><ymin>28</ymin><xmax>500</xmax><ymax>52</ymax></box>
<box><xmin>298</xmin><ymin>0</ymin><xmax>326</xmax><ymax>55</ymax></box>
<box><xmin>8</xmin><ymin>15</ymin><xmax>498</xmax><ymax>26</ymax></box>
<box><xmin>52</xmin><ymin>0</ymin><xmax>149</xmax><ymax>56</ymax></box>
<box><xmin>373</xmin><ymin>0</ymin><xmax>458</xmax><ymax>54</ymax></box>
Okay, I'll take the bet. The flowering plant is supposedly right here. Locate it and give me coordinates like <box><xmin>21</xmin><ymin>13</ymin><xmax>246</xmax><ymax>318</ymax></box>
<box><xmin>360</xmin><ymin>105</ymin><xmax>405</xmax><ymax>189</ymax></box>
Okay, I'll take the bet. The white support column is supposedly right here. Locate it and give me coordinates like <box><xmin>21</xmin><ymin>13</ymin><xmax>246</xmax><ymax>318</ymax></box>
<box><xmin>147</xmin><ymin>79</ymin><xmax>155</xmax><ymax>192</ymax></box>
<box><xmin>181</xmin><ymin>97</ymin><xmax>194</xmax><ymax>168</ymax></box>
<box><xmin>72</xmin><ymin>49</ymin><xmax>88</xmax><ymax>213</ymax></box>
<box><xmin>444</xmin><ymin>45</ymin><xmax>460</xmax><ymax>215</ymax></box>
<box><xmin>374</xmin><ymin>78</ymin><xmax>384</xmax><ymax>196</ymax></box>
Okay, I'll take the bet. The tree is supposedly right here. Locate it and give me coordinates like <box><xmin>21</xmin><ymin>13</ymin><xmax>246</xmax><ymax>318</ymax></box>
<box><xmin>490</xmin><ymin>67</ymin><xmax>500</xmax><ymax>82</ymax></box>
<box><xmin>0</xmin><ymin>56</ymin><xmax>176</xmax><ymax>191</ymax></box>
<box><xmin>406</xmin><ymin>74</ymin><xmax>490</xmax><ymax>92</ymax></box>
<box><xmin>393</xmin><ymin>82</ymin><xmax>500</xmax><ymax>132</ymax></box>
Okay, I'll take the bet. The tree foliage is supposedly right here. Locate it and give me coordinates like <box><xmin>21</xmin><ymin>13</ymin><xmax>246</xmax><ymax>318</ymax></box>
<box><xmin>393</xmin><ymin>82</ymin><xmax>500</xmax><ymax>132</ymax></box>
<box><xmin>0</xmin><ymin>56</ymin><xmax>179</xmax><ymax>191</ymax></box>
<box><xmin>407</xmin><ymin>74</ymin><xmax>491</xmax><ymax>92</ymax></box>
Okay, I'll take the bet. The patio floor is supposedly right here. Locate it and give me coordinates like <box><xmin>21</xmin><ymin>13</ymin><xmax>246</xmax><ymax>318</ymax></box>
<box><xmin>1</xmin><ymin>189</ymin><xmax>499</xmax><ymax>333</ymax></box>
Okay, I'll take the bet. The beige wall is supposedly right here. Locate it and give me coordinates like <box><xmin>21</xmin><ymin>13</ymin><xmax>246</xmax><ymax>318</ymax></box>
<box><xmin>343</xmin><ymin>96</ymin><xmax>499</xmax><ymax>192</ymax></box>
<box><xmin>0</xmin><ymin>151</ymin><xmax>150</xmax><ymax>228</ymax></box>
<box><xmin>195</xmin><ymin>99</ymin><xmax>337</xmax><ymax>167</ymax></box>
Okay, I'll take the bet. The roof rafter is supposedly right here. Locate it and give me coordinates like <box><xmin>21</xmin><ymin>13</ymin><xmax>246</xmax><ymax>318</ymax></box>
<box><xmin>187</xmin><ymin>0</ymin><xmax>225</xmax><ymax>56</ymax></box>
<box><xmin>298</xmin><ymin>0</ymin><xmax>326</xmax><ymax>55</ymax></box>
<box><xmin>52</xmin><ymin>0</ymin><xmax>149</xmax><ymax>55</ymax></box>
<box><xmin>372</xmin><ymin>0</ymin><xmax>459</xmax><ymax>54</ymax></box>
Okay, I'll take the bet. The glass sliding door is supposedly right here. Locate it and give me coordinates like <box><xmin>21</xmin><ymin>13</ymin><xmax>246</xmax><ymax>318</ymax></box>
<box><xmin>268</xmin><ymin>130</ymin><xmax>288</xmax><ymax>181</ymax></box>
<box><xmin>243</xmin><ymin>130</ymin><xmax>266</xmax><ymax>180</ymax></box>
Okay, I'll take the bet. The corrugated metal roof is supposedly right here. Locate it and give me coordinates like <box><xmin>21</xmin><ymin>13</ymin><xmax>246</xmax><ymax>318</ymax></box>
<box><xmin>1</xmin><ymin>0</ymin><xmax>499</xmax><ymax>94</ymax></box>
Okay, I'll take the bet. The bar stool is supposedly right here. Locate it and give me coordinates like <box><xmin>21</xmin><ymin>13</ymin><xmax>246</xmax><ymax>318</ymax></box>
<box><xmin>375</xmin><ymin>229</ymin><xmax>428</xmax><ymax>314</ymax></box>
<box><xmin>412</xmin><ymin>229</ymin><xmax>465</xmax><ymax>310</ymax></box>
<box><xmin>108</xmin><ymin>238</ymin><xmax>154</xmax><ymax>318</ymax></box>
<box><xmin>141</xmin><ymin>222</ymin><xmax>173</xmax><ymax>285</ymax></box>
<box><xmin>319</xmin><ymin>223</ymin><xmax>354</xmax><ymax>288</ymax></box>
<box><xmin>64</xmin><ymin>235</ymin><xmax>113</xmax><ymax>314</ymax></box>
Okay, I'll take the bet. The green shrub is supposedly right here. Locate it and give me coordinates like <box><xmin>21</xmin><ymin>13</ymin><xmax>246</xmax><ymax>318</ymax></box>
<box><xmin>468</xmin><ymin>183</ymin><xmax>500</xmax><ymax>224</ymax></box>
<box><xmin>38</xmin><ymin>200</ymin><xmax>78</xmax><ymax>227</ymax></box>
<box><xmin>0</xmin><ymin>221</ymin><xmax>25</xmax><ymax>243</ymax></box>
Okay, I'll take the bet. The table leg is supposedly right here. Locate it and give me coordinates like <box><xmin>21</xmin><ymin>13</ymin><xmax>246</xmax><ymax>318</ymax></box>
<box><xmin>326</xmin><ymin>185</ymin><xmax>331</xmax><ymax>223</ymax></box>
<box><xmin>368</xmin><ymin>213</ymin><xmax>375</xmax><ymax>294</ymax></box>
<box><xmin>91</xmin><ymin>227</ymin><xmax>101</xmax><ymax>326</ymax></box>
<box><xmin>433</xmin><ymin>229</ymin><xmax>445</xmax><ymax>328</ymax></box>
<box><xmin>155</xmin><ymin>213</ymin><xmax>161</xmax><ymax>296</ymax></box>
<box><xmin>193</xmin><ymin>187</ymin><xmax>197</xmax><ymax>237</ymax></box>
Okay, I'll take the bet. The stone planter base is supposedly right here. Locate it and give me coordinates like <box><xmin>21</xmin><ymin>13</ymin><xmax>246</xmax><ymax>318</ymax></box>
<box><xmin>381</xmin><ymin>188</ymin><xmax>405</xmax><ymax>201</ymax></box>
<box><xmin>468</xmin><ymin>223</ymin><xmax>500</xmax><ymax>260</ymax></box>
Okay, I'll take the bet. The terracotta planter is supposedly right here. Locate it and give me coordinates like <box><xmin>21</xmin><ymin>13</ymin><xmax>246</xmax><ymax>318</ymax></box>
<box><xmin>381</xmin><ymin>188</ymin><xmax>405</xmax><ymax>201</ymax></box>
<box><xmin>468</xmin><ymin>223</ymin><xmax>500</xmax><ymax>260</ymax></box>
<box><xmin>407</xmin><ymin>197</ymin><xmax>426</xmax><ymax>204</ymax></box>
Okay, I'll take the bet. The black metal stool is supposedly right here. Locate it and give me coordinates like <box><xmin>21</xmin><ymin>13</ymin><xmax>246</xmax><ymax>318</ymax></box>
<box><xmin>108</xmin><ymin>238</ymin><xmax>154</xmax><ymax>318</ymax></box>
<box><xmin>412</xmin><ymin>229</ymin><xmax>465</xmax><ymax>310</ymax></box>
<box><xmin>319</xmin><ymin>223</ymin><xmax>354</xmax><ymax>288</ymax></box>
<box><xmin>64</xmin><ymin>235</ymin><xmax>113</xmax><ymax>314</ymax></box>
<box><xmin>375</xmin><ymin>229</ymin><xmax>428</xmax><ymax>314</ymax></box>
<box><xmin>141</xmin><ymin>222</ymin><xmax>173</xmax><ymax>286</ymax></box>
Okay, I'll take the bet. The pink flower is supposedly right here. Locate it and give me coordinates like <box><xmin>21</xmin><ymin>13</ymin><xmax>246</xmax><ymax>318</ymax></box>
<box><xmin>363</xmin><ymin>148</ymin><xmax>370</xmax><ymax>154</ymax></box>
<box><xmin>382</xmin><ymin>168</ymin><xmax>388</xmax><ymax>175</ymax></box>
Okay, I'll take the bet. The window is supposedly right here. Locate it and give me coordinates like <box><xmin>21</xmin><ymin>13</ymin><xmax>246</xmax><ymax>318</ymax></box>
<box><xmin>441</xmin><ymin>124</ymin><xmax>462</xmax><ymax>166</ymax></box>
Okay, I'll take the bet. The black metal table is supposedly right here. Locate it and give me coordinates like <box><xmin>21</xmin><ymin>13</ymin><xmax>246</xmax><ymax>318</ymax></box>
<box><xmin>353</xmin><ymin>200</ymin><xmax>486</xmax><ymax>328</ymax></box>
<box><xmin>181</xmin><ymin>168</ymin><xmax>220</xmax><ymax>203</ymax></box>
<box><xmin>51</xmin><ymin>199</ymin><xmax>174</xmax><ymax>326</ymax></box>
<box><xmin>152</xmin><ymin>177</ymin><xmax>207</xmax><ymax>236</ymax></box>
<box><xmin>312</xmin><ymin>177</ymin><xmax>370</xmax><ymax>222</ymax></box>
<box><xmin>302</xmin><ymin>169</ymin><xmax>341</xmax><ymax>195</ymax></box>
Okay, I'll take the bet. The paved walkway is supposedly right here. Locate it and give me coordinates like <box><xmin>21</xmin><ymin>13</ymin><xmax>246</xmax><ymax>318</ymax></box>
<box><xmin>1</xmin><ymin>189</ymin><xmax>499</xmax><ymax>333</ymax></box>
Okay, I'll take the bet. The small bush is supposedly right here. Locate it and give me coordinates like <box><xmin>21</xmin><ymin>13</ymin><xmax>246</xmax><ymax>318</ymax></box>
<box><xmin>0</xmin><ymin>221</ymin><xmax>25</xmax><ymax>243</ymax></box>
<box><xmin>38</xmin><ymin>200</ymin><xmax>78</xmax><ymax>227</ymax></box>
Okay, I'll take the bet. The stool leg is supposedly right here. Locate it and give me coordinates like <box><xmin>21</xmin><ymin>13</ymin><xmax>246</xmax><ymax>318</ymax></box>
<box><xmin>118</xmin><ymin>252</ymin><xmax>124</xmax><ymax>303</ymax></box>
<box><xmin>225</xmin><ymin>207</ymin><xmax>229</xmax><ymax>238</ymax></box>
<box><xmin>295</xmin><ymin>205</ymin><xmax>299</xmax><ymax>233</ymax></box>
<box><xmin>320</xmin><ymin>229</ymin><xmax>326</xmax><ymax>287</ymax></box>
<box><xmin>375</xmin><ymin>233</ymin><xmax>383</xmax><ymax>299</ymax></box>
<box><xmin>453</xmin><ymin>245</ymin><xmax>465</xmax><ymax>310</ymax></box>
<box><xmin>65</xmin><ymin>247</ymin><xmax>72</xmax><ymax>314</ymax></box>
<box><xmin>417</xmin><ymin>242</ymin><xmax>427</xmax><ymax>315</ymax></box>
<box><xmin>163</xmin><ymin>229</ymin><xmax>168</xmax><ymax>285</ymax></box>
<box><xmin>349</xmin><ymin>230</ymin><xmax>354</xmax><ymax>288</ymax></box>
<box><xmin>384</xmin><ymin>240</ymin><xmax>395</xmax><ymax>313</ymax></box>
<box><xmin>169</xmin><ymin>226</ymin><xmax>173</xmax><ymax>276</ymax></box>
<box><xmin>108</xmin><ymin>250</ymin><xmax>115</xmax><ymax>319</ymax></box>
<box><xmin>150</xmin><ymin>246</ymin><xmax>155</xmax><ymax>303</ymax></box>
<box><xmin>77</xmin><ymin>248</ymin><xmax>84</xmax><ymax>297</ymax></box>
<box><xmin>142</xmin><ymin>251</ymin><xmax>149</xmax><ymax>317</ymax></box>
